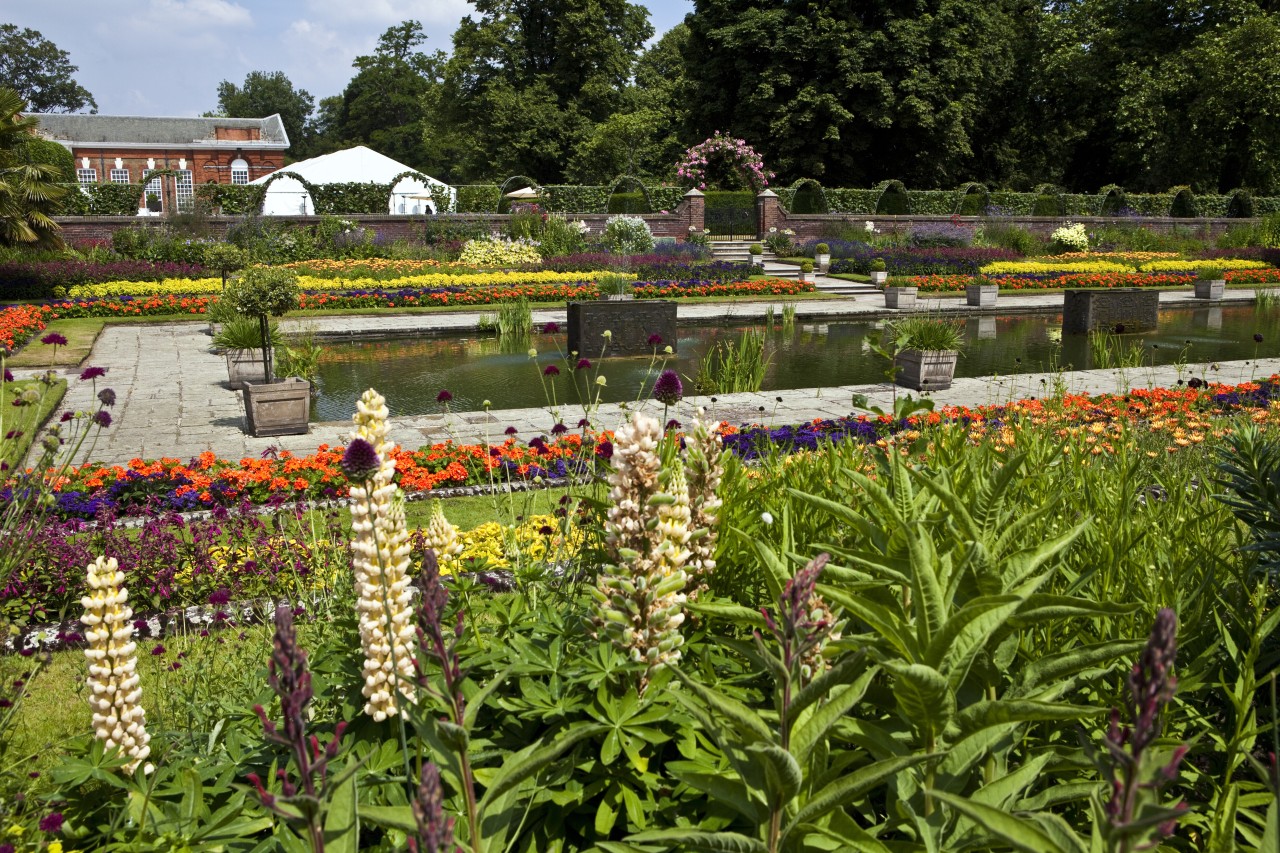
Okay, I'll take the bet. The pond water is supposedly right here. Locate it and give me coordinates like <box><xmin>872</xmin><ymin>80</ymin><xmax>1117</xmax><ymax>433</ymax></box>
<box><xmin>309</xmin><ymin>305</ymin><xmax>1280</xmax><ymax>420</ymax></box>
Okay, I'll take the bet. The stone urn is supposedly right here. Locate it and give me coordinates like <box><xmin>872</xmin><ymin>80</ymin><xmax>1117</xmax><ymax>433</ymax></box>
<box><xmin>894</xmin><ymin>349</ymin><xmax>958</xmax><ymax>391</ymax></box>
<box><xmin>870</xmin><ymin>271</ymin><xmax>889</xmax><ymax>286</ymax></box>
<box><xmin>243</xmin><ymin>377</ymin><xmax>311</xmax><ymax>437</ymax></box>
<box><xmin>815</xmin><ymin>251</ymin><xmax>831</xmax><ymax>270</ymax></box>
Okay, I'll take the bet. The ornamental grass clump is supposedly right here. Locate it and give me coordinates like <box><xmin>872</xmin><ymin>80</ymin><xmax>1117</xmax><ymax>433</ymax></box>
<box><xmin>81</xmin><ymin>555</ymin><xmax>152</xmax><ymax>774</ymax></box>
<box><xmin>346</xmin><ymin>390</ymin><xmax>416</xmax><ymax>721</ymax></box>
<box><xmin>591</xmin><ymin>412</ymin><xmax>691</xmax><ymax>693</ymax></box>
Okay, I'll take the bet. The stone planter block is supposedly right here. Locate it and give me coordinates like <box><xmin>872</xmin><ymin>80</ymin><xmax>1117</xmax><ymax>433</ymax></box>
<box><xmin>1062</xmin><ymin>288</ymin><xmax>1159</xmax><ymax>334</ymax></box>
<box><xmin>243</xmin><ymin>377</ymin><xmax>311</xmax><ymax>437</ymax></box>
<box><xmin>816</xmin><ymin>253</ymin><xmax>831</xmax><ymax>270</ymax></box>
<box><xmin>965</xmin><ymin>284</ymin><xmax>998</xmax><ymax>308</ymax></box>
<box><xmin>1194</xmin><ymin>279</ymin><xmax>1225</xmax><ymax>300</ymax></box>
<box><xmin>567</xmin><ymin>300</ymin><xmax>678</xmax><ymax>358</ymax></box>
<box><xmin>870</xmin><ymin>271</ymin><xmax>889</xmax><ymax>286</ymax></box>
<box><xmin>799</xmin><ymin>271</ymin><xmax>814</xmax><ymax>284</ymax></box>
<box><xmin>884</xmin><ymin>286</ymin><xmax>917</xmax><ymax>310</ymax></box>
<box><xmin>226</xmin><ymin>348</ymin><xmax>269</xmax><ymax>389</ymax></box>
<box><xmin>894</xmin><ymin>349</ymin><xmax>958</xmax><ymax>392</ymax></box>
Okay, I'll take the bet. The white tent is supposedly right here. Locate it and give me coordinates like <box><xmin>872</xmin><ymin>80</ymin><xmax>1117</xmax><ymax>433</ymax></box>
<box><xmin>250</xmin><ymin>145</ymin><xmax>455</xmax><ymax>216</ymax></box>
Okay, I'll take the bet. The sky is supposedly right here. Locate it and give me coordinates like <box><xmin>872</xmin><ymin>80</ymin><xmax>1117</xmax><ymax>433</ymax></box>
<box><xmin>0</xmin><ymin>0</ymin><xmax>694</xmax><ymax>116</ymax></box>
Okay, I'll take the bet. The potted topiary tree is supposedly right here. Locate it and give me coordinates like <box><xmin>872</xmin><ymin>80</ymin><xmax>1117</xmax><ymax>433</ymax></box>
<box><xmin>869</xmin><ymin>258</ymin><xmax>888</xmax><ymax>286</ymax></box>
<box><xmin>798</xmin><ymin>260</ymin><xmax>815</xmax><ymax>284</ymax></box>
<box><xmin>749</xmin><ymin>242</ymin><xmax>764</xmax><ymax>267</ymax></box>
<box><xmin>146</xmin><ymin>192</ymin><xmax>161</xmax><ymax>213</ymax></box>
<box><xmin>965</xmin><ymin>274</ymin><xmax>999</xmax><ymax>308</ymax></box>
<box><xmin>815</xmin><ymin>242</ymin><xmax>831</xmax><ymax>270</ymax></box>
<box><xmin>222</xmin><ymin>267</ymin><xmax>309</xmax><ymax>436</ymax></box>
<box><xmin>202</xmin><ymin>243</ymin><xmax>248</xmax><ymax>335</ymax></box>
<box><xmin>890</xmin><ymin>315</ymin><xmax>964</xmax><ymax>391</ymax></box>
<box><xmin>883</xmin><ymin>275</ymin><xmax>917</xmax><ymax>309</ymax></box>
<box><xmin>1194</xmin><ymin>266</ymin><xmax>1225</xmax><ymax>300</ymax></box>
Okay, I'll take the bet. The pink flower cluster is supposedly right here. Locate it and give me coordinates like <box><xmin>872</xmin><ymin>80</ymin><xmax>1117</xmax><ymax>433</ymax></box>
<box><xmin>675</xmin><ymin>131</ymin><xmax>774</xmax><ymax>192</ymax></box>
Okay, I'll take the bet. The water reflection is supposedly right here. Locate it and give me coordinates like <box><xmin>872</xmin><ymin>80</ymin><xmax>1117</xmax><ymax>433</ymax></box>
<box><xmin>310</xmin><ymin>305</ymin><xmax>1280</xmax><ymax>418</ymax></box>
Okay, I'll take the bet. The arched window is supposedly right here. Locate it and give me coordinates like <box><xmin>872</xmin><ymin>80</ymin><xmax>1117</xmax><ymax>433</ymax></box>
<box><xmin>230</xmin><ymin>158</ymin><xmax>249</xmax><ymax>185</ymax></box>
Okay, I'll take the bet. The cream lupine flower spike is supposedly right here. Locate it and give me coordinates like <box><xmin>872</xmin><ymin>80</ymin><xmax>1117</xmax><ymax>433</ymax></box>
<box><xmin>591</xmin><ymin>412</ymin><xmax>690</xmax><ymax>693</ymax></box>
<box><xmin>422</xmin><ymin>500</ymin><xmax>463</xmax><ymax>571</ymax></box>
<box><xmin>683</xmin><ymin>408</ymin><xmax>725</xmax><ymax>587</ymax></box>
<box><xmin>348</xmin><ymin>389</ymin><xmax>416</xmax><ymax>721</ymax></box>
<box><xmin>81</xmin><ymin>556</ymin><xmax>152</xmax><ymax>774</ymax></box>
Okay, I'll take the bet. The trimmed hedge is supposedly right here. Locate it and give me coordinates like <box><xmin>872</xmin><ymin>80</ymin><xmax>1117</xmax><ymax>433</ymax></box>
<box><xmin>57</xmin><ymin>183</ymin><xmax>143</xmax><ymax>216</ymax></box>
<box><xmin>196</xmin><ymin>183</ymin><xmax>266</xmax><ymax>215</ymax></box>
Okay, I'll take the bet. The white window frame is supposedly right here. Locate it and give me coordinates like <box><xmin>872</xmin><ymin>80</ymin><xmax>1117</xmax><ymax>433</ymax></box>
<box><xmin>76</xmin><ymin>168</ymin><xmax>97</xmax><ymax>187</ymax></box>
<box><xmin>174</xmin><ymin>169</ymin><xmax>194</xmax><ymax>211</ymax></box>
<box><xmin>110</xmin><ymin>168</ymin><xmax>130</xmax><ymax>184</ymax></box>
<box><xmin>230</xmin><ymin>158</ymin><xmax>249</xmax><ymax>185</ymax></box>
<box><xmin>142</xmin><ymin>169</ymin><xmax>162</xmax><ymax>208</ymax></box>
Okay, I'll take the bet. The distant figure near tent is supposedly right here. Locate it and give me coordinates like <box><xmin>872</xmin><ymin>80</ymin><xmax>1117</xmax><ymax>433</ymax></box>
<box><xmin>251</xmin><ymin>146</ymin><xmax>454</xmax><ymax>216</ymax></box>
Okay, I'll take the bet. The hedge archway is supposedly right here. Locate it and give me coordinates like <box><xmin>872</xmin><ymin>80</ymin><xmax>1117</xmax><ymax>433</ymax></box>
<box><xmin>388</xmin><ymin>170</ymin><xmax>446</xmax><ymax>214</ymax></box>
<box><xmin>1032</xmin><ymin>183</ymin><xmax>1066</xmax><ymax>216</ymax></box>
<box><xmin>1096</xmin><ymin>184</ymin><xmax>1127</xmax><ymax>215</ymax></box>
<box><xmin>255</xmin><ymin>170</ymin><xmax>317</xmax><ymax>215</ymax></box>
<box><xmin>497</xmin><ymin>175</ymin><xmax>541</xmax><ymax>213</ymax></box>
<box><xmin>1168</xmin><ymin>186</ymin><xmax>1198</xmax><ymax>217</ymax></box>
<box><xmin>787</xmin><ymin>178</ymin><xmax>829</xmax><ymax>214</ymax></box>
<box><xmin>606</xmin><ymin>175</ymin><xmax>653</xmax><ymax>214</ymax></box>
<box><xmin>954</xmin><ymin>182</ymin><xmax>989</xmax><ymax>215</ymax></box>
<box><xmin>1226</xmin><ymin>188</ymin><xmax>1254</xmax><ymax>218</ymax></box>
<box><xmin>874</xmin><ymin>179</ymin><xmax>910</xmax><ymax>215</ymax></box>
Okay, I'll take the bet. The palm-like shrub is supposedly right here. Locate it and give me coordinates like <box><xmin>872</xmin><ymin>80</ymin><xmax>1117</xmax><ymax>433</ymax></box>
<box><xmin>0</xmin><ymin>87</ymin><xmax>67</xmax><ymax>249</ymax></box>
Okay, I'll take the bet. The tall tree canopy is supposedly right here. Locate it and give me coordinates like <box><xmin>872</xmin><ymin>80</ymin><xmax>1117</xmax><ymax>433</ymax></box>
<box><xmin>214</xmin><ymin>71</ymin><xmax>314</xmax><ymax>157</ymax></box>
<box><xmin>326</xmin><ymin>21</ymin><xmax>444</xmax><ymax>168</ymax></box>
<box><xmin>0</xmin><ymin>25</ymin><xmax>96</xmax><ymax>114</ymax></box>
<box><xmin>423</xmin><ymin>0</ymin><xmax>653</xmax><ymax>182</ymax></box>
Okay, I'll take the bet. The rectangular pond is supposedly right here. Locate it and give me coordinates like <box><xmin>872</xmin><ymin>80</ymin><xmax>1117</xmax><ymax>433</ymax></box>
<box><xmin>308</xmin><ymin>304</ymin><xmax>1280</xmax><ymax>420</ymax></box>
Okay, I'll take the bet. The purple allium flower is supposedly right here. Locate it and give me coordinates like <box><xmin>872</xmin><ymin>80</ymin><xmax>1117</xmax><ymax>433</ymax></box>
<box><xmin>208</xmin><ymin>588</ymin><xmax>232</xmax><ymax>607</ymax></box>
<box><xmin>596</xmin><ymin>440</ymin><xmax>613</xmax><ymax>460</ymax></box>
<box><xmin>152</xmin><ymin>644</ymin><xmax>166</xmax><ymax>656</ymax></box>
<box><xmin>542</xmin><ymin>322</ymin><xmax>561</xmax><ymax>334</ymax></box>
<box><xmin>1256</xmin><ymin>333</ymin><xmax>1265</xmax><ymax>344</ymax></box>
<box><xmin>551</xmin><ymin>422</ymin><xmax>568</xmax><ymax>435</ymax></box>
<box><xmin>666</xmin><ymin>419</ymin><xmax>682</xmax><ymax>431</ymax></box>
<box><xmin>40</xmin><ymin>333</ymin><xmax>68</xmax><ymax>346</ymax></box>
<box><xmin>436</xmin><ymin>389</ymin><xmax>453</xmax><ymax>403</ymax></box>
<box><xmin>575</xmin><ymin>358</ymin><xmax>591</xmax><ymax>370</ymax></box>
<box><xmin>504</xmin><ymin>426</ymin><xmax>518</xmax><ymax>436</ymax></box>
<box><xmin>340</xmin><ymin>438</ymin><xmax>380</xmax><ymax>482</ymax></box>
<box><xmin>59</xmin><ymin>411</ymin><xmax>74</xmax><ymax>423</ymax></box>
<box><xmin>529</xmin><ymin>437</ymin><xmax>548</xmax><ymax>451</ymax></box>
<box><xmin>79</xmin><ymin>366</ymin><xmax>106</xmax><ymax>381</ymax></box>
<box><xmin>97</xmin><ymin>388</ymin><xmax>116</xmax><ymax>407</ymax></box>
<box><xmin>39</xmin><ymin>813</ymin><xmax>63</xmax><ymax>834</ymax></box>
<box><xmin>543</xmin><ymin>365</ymin><xmax>560</xmax><ymax>376</ymax></box>
<box><xmin>647</xmin><ymin>333</ymin><xmax>664</xmax><ymax>346</ymax></box>
<box><xmin>653</xmin><ymin>369</ymin><xmax>683</xmax><ymax>406</ymax></box>
<box><xmin>577</xmin><ymin>418</ymin><xmax>590</xmax><ymax>428</ymax></box>
<box><xmin>92</xmin><ymin>410</ymin><xmax>112</xmax><ymax>429</ymax></box>
<box><xmin>2</xmin><ymin>369</ymin><xmax>11</xmax><ymax>382</ymax></box>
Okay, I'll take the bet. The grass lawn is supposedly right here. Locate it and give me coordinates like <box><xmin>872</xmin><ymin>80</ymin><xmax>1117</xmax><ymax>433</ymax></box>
<box><xmin>5</xmin><ymin>318</ymin><xmax>108</xmax><ymax>368</ymax></box>
<box><xmin>0</xmin><ymin>378</ymin><xmax>66</xmax><ymax>469</ymax></box>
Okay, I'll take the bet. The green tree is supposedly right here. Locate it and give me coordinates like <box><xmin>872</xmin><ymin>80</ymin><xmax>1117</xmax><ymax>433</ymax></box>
<box><xmin>681</xmin><ymin>0</ymin><xmax>1021</xmax><ymax>187</ymax></box>
<box><xmin>214</xmin><ymin>71</ymin><xmax>314</xmax><ymax>157</ymax></box>
<box><xmin>424</xmin><ymin>0</ymin><xmax>653</xmax><ymax>182</ymax></box>
<box><xmin>0</xmin><ymin>25</ymin><xmax>96</xmax><ymax>114</ymax></box>
<box><xmin>332</xmin><ymin>21</ymin><xmax>444</xmax><ymax>168</ymax></box>
<box><xmin>0</xmin><ymin>87</ymin><xmax>67</xmax><ymax>249</ymax></box>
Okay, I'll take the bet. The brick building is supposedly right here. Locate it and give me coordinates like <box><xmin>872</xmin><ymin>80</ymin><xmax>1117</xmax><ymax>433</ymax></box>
<box><xmin>30</xmin><ymin>113</ymin><xmax>289</xmax><ymax>212</ymax></box>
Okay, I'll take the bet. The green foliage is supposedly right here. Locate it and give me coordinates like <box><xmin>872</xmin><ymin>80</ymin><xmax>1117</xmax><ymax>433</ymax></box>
<box><xmin>222</xmin><ymin>266</ymin><xmax>300</xmax><ymax>378</ymax></box>
<box><xmin>56</xmin><ymin>182</ymin><xmax>140</xmax><ymax>216</ymax></box>
<box><xmin>18</xmin><ymin>136</ymin><xmax>72</xmax><ymax>182</ymax></box>
<box><xmin>696</xmin><ymin>329</ymin><xmax>768</xmax><ymax>394</ymax></box>
<box><xmin>603</xmin><ymin>214</ymin><xmax>654</xmax><ymax>254</ymax></box>
<box><xmin>454</xmin><ymin>185</ymin><xmax>502</xmax><ymax>213</ymax></box>
<box><xmin>215</xmin><ymin>70</ymin><xmax>314</xmax><ymax>156</ymax></box>
<box><xmin>890</xmin><ymin>315</ymin><xmax>964</xmax><ymax>351</ymax></box>
<box><xmin>211</xmin><ymin>316</ymin><xmax>283</xmax><ymax>351</ymax></box>
<box><xmin>0</xmin><ymin>87</ymin><xmax>67</xmax><ymax>248</ymax></box>
<box><xmin>596</xmin><ymin>272</ymin><xmax>634</xmax><ymax>297</ymax></box>
<box><xmin>0</xmin><ymin>24</ymin><xmax>96</xmax><ymax>113</ymax></box>
<box><xmin>980</xmin><ymin>219</ymin><xmax>1042</xmax><ymax>255</ymax></box>
<box><xmin>196</xmin><ymin>183</ymin><xmax>266</xmax><ymax>215</ymax></box>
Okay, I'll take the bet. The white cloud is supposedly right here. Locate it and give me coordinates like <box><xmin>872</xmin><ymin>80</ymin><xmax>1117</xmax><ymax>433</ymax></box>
<box><xmin>145</xmin><ymin>0</ymin><xmax>253</xmax><ymax>31</ymax></box>
<box><xmin>304</xmin><ymin>0</ymin><xmax>470</xmax><ymax>27</ymax></box>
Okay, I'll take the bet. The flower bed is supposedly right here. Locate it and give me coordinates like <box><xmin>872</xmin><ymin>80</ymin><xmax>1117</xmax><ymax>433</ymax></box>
<box><xmin>1224</xmin><ymin>268</ymin><xmax>1280</xmax><ymax>284</ymax></box>
<box><xmin>828</xmin><ymin>246</ymin><xmax>1019</xmax><ymax>276</ymax></box>
<box><xmin>0</xmin><ymin>304</ymin><xmax>57</xmax><ymax>353</ymax></box>
<box><xmin>909</xmin><ymin>272</ymin><xmax>1197</xmax><ymax>291</ymax></box>
<box><xmin>541</xmin><ymin>254</ymin><xmax>753</xmax><ymax>282</ymax></box>
<box><xmin>1</xmin><ymin>259</ymin><xmax>210</xmax><ymax>299</ymax></box>
<box><xmin>634</xmin><ymin>278</ymin><xmax>815</xmax><ymax>298</ymax></box>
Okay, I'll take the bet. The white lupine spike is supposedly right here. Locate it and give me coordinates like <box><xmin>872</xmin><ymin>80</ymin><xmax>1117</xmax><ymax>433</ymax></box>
<box><xmin>349</xmin><ymin>389</ymin><xmax>417</xmax><ymax>721</ymax></box>
<box><xmin>81</xmin><ymin>556</ymin><xmax>152</xmax><ymax>774</ymax></box>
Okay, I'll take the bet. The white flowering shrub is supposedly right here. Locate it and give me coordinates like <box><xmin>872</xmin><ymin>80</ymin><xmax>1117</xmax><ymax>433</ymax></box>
<box><xmin>603</xmin><ymin>215</ymin><xmax>655</xmax><ymax>254</ymax></box>
<box><xmin>1050</xmin><ymin>222</ymin><xmax>1089</xmax><ymax>252</ymax></box>
<box><xmin>459</xmin><ymin>238</ymin><xmax>542</xmax><ymax>267</ymax></box>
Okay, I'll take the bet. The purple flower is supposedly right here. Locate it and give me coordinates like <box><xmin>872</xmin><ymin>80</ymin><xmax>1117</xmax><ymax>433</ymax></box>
<box><xmin>97</xmin><ymin>388</ymin><xmax>116</xmax><ymax>407</ymax></box>
<box><xmin>79</xmin><ymin>366</ymin><xmax>106</xmax><ymax>381</ymax></box>
<box><xmin>208</xmin><ymin>588</ymin><xmax>231</xmax><ymax>607</ymax></box>
<box><xmin>596</xmin><ymin>440</ymin><xmax>614</xmax><ymax>460</ymax></box>
<box><xmin>551</xmin><ymin>422</ymin><xmax>568</xmax><ymax>435</ymax></box>
<box><xmin>666</xmin><ymin>419</ymin><xmax>682</xmax><ymax>431</ymax></box>
<box><xmin>340</xmin><ymin>438</ymin><xmax>380</xmax><ymax>482</ymax></box>
<box><xmin>543</xmin><ymin>365</ymin><xmax>560</xmax><ymax>376</ymax></box>
<box><xmin>40</xmin><ymin>333</ymin><xmax>68</xmax><ymax>346</ymax></box>
<box><xmin>653</xmin><ymin>369</ymin><xmax>683</xmax><ymax>406</ymax></box>
<box><xmin>577</xmin><ymin>418</ymin><xmax>590</xmax><ymax>428</ymax></box>
<box><xmin>542</xmin><ymin>322</ymin><xmax>561</xmax><ymax>334</ymax></box>
<box><xmin>529</xmin><ymin>437</ymin><xmax>548</xmax><ymax>452</ymax></box>
<box><xmin>504</xmin><ymin>426</ymin><xmax>518</xmax><ymax>436</ymax></box>
<box><xmin>92</xmin><ymin>410</ymin><xmax>112</xmax><ymax>429</ymax></box>
<box><xmin>39</xmin><ymin>813</ymin><xmax>63</xmax><ymax>834</ymax></box>
<box><xmin>647</xmin><ymin>333</ymin><xmax>664</xmax><ymax>346</ymax></box>
<box><xmin>436</xmin><ymin>389</ymin><xmax>453</xmax><ymax>403</ymax></box>
<box><xmin>1256</xmin><ymin>333</ymin><xmax>1265</xmax><ymax>344</ymax></box>
<box><xmin>152</xmin><ymin>644</ymin><xmax>166</xmax><ymax>656</ymax></box>
<box><xmin>2</xmin><ymin>369</ymin><xmax>11</xmax><ymax>383</ymax></box>
<box><xmin>575</xmin><ymin>358</ymin><xmax>591</xmax><ymax>370</ymax></box>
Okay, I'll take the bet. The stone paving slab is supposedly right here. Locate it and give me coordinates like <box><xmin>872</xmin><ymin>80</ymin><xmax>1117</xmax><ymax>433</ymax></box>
<box><xmin>12</xmin><ymin>289</ymin><xmax>1278</xmax><ymax>468</ymax></box>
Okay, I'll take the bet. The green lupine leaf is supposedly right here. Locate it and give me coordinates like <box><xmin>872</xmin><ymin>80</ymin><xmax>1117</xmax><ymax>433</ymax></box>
<box><xmin>821</xmin><ymin>586</ymin><xmax>919</xmax><ymax>661</ymax></box>
<box><xmin>906</xmin><ymin>523</ymin><xmax>947</xmax><ymax>650</ymax></box>
<box><xmin>686</xmin><ymin>599</ymin><xmax>770</xmax><ymax>630</ymax></box>
<box><xmin>791</xmin><ymin>666</ymin><xmax>878</xmax><ymax>767</ymax></box>
<box><xmin>783</xmin><ymin>754</ymin><xmax>932</xmax><ymax>841</ymax></box>
<box><xmin>1019</xmin><ymin>640</ymin><xmax>1145</xmax><ymax>690</ymax></box>
<box><xmin>749</xmin><ymin>742</ymin><xmax>802</xmax><ymax>808</ymax></box>
<box><xmin>666</xmin><ymin>762</ymin><xmax>766</xmax><ymax>823</ymax></box>
<box><xmin>670</xmin><ymin>667</ymin><xmax>774</xmax><ymax>744</ymax></box>
<box><xmin>360</xmin><ymin>805</ymin><xmax>417</xmax><ymax>833</ymax></box>
<box><xmin>477</xmin><ymin>723</ymin><xmax>608</xmax><ymax>814</ymax></box>
<box><xmin>882</xmin><ymin>661</ymin><xmax>955</xmax><ymax>738</ymax></box>
<box><xmin>929</xmin><ymin>789</ymin><xmax>1070</xmax><ymax>853</ymax></box>
<box><xmin>1009</xmin><ymin>594</ymin><xmax>1138</xmax><ymax>627</ymax></box>
<box><xmin>322</xmin><ymin>771</ymin><xmax>359</xmax><ymax>853</ymax></box>
<box><xmin>789</xmin><ymin>652</ymin><xmax>871</xmax><ymax>724</ymax></box>
<box><xmin>954</xmin><ymin>699</ymin><xmax>1102</xmax><ymax>735</ymax></box>
<box><xmin>922</xmin><ymin>594</ymin><xmax>1022</xmax><ymax>687</ymax></box>
<box><xmin>626</xmin><ymin>829</ymin><xmax>768</xmax><ymax>852</ymax></box>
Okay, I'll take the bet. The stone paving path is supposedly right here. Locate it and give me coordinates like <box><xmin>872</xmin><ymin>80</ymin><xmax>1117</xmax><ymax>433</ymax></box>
<box><xmin>16</xmin><ymin>289</ymin><xmax>1274</xmax><ymax>467</ymax></box>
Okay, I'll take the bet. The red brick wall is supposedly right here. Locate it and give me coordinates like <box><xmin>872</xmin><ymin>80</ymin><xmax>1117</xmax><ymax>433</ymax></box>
<box><xmin>69</xmin><ymin>147</ymin><xmax>284</xmax><ymax>186</ymax></box>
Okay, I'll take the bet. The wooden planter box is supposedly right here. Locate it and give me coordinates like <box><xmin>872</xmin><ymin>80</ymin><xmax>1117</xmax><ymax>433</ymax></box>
<box><xmin>1194</xmin><ymin>279</ymin><xmax>1225</xmax><ymax>300</ymax></box>
<box><xmin>226</xmin><ymin>348</ymin><xmax>268</xmax><ymax>390</ymax></box>
<box><xmin>884</xmin><ymin>286</ymin><xmax>918</xmax><ymax>309</ymax></box>
<box><xmin>965</xmin><ymin>284</ymin><xmax>998</xmax><ymax>308</ymax></box>
<box><xmin>894</xmin><ymin>349</ymin><xmax>958</xmax><ymax>392</ymax></box>
<box><xmin>243</xmin><ymin>377</ymin><xmax>311</xmax><ymax>437</ymax></box>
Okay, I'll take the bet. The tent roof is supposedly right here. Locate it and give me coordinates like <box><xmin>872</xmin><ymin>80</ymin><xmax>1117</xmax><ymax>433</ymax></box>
<box><xmin>251</xmin><ymin>145</ymin><xmax>443</xmax><ymax>186</ymax></box>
